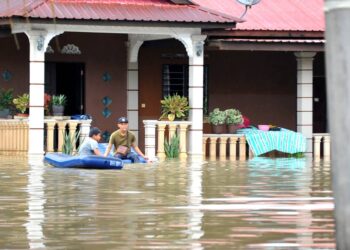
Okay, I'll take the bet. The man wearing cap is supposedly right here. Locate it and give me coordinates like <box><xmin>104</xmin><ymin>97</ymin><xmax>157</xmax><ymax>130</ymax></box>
<box><xmin>104</xmin><ymin>117</ymin><xmax>147</xmax><ymax>162</ymax></box>
<box><xmin>78</xmin><ymin>127</ymin><xmax>102</xmax><ymax>156</ymax></box>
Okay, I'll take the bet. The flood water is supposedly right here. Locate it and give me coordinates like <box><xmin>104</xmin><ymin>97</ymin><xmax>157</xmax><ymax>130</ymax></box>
<box><xmin>0</xmin><ymin>156</ymin><xmax>334</xmax><ymax>249</ymax></box>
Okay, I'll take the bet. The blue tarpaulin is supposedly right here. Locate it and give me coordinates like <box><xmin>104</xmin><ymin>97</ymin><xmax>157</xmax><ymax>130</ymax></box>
<box><xmin>237</xmin><ymin>127</ymin><xmax>306</xmax><ymax>156</ymax></box>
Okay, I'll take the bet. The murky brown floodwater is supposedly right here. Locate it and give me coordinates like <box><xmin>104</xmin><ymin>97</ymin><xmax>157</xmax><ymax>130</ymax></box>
<box><xmin>0</xmin><ymin>156</ymin><xmax>334</xmax><ymax>249</ymax></box>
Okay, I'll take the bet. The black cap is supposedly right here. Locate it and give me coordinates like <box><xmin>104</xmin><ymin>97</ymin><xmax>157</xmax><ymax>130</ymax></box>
<box><xmin>89</xmin><ymin>127</ymin><xmax>101</xmax><ymax>137</ymax></box>
<box><xmin>117</xmin><ymin>117</ymin><xmax>128</xmax><ymax>123</ymax></box>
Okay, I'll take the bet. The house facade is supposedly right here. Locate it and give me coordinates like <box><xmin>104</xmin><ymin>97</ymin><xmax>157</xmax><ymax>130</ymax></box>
<box><xmin>0</xmin><ymin>0</ymin><xmax>326</xmax><ymax>156</ymax></box>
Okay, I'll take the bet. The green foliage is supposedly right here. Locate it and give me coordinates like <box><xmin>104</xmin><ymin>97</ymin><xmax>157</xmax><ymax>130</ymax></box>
<box><xmin>52</xmin><ymin>94</ymin><xmax>67</xmax><ymax>106</ymax></box>
<box><xmin>225</xmin><ymin>108</ymin><xmax>243</xmax><ymax>125</ymax></box>
<box><xmin>0</xmin><ymin>88</ymin><xmax>14</xmax><ymax>110</ymax></box>
<box><xmin>164</xmin><ymin>133</ymin><xmax>180</xmax><ymax>158</ymax></box>
<box><xmin>208</xmin><ymin>108</ymin><xmax>226</xmax><ymax>125</ymax></box>
<box><xmin>286</xmin><ymin>152</ymin><xmax>305</xmax><ymax>158</ymax></box>
<box><xmin>62</xmin><ymin>130</ymin><xmax>81</xmax><ymax>155</ymax></box>
<box><xmin>13</xmin><ymin>93</ymin><xmax>29</xmax><ymax>114</ymax></box>
<box><xmin>160</xmin><ymin>94</ymin><xmax>189</xmax><ymax>120</ymax></box>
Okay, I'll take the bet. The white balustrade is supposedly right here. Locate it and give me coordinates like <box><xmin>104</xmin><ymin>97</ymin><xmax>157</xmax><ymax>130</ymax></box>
<box><xmin>0</xmin><ymin>118</ymin><xmax>92</xmax><ymax>154</ymax></box>
<box><xmin>143</xmin><ymin>120</ymin><xmax>192</xmax><ymax>160</ymax></box>
<box><xmin>313</xmin><ymin>133</ymin><xmax>331</xmax><ymax>160</ymax></box>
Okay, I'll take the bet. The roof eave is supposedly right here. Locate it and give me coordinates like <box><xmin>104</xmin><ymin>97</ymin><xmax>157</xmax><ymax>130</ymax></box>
<box><xmin>9</xmin><ymin>17</ymin><xmax>237</xmax><ymax>30</ymax></box>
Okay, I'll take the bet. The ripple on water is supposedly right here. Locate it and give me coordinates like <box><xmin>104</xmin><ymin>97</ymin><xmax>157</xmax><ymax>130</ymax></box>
<box><xmin>0</xmin><ymin>156</ymin><xmax>334</xmax><ymax>249</ymax></box>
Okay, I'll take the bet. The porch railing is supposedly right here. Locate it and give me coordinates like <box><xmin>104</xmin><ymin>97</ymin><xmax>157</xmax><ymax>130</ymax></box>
<box><xmin>0</xmin><ymin>118</ymin><xmax>92</xmax><ymax>154</ymax></box>
<box><xmin>143</xmin><ymin>120</ymin><xmax>192</xmax><ymax>160</ymax></box>
<box><xmin>203</xmin><ymin>133</ymin><xmax>331</xmax><ymax>160</ymax></box>
<box><xmin>0</xmin><ymin>119</ymin><xmax>29</xmax><ymax>154</ymax></box>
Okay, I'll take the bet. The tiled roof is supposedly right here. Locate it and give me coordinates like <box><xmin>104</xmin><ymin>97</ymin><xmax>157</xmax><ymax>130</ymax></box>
<box><xmin>0</xmin><ymin>0</ymin><xmax>240</xmax><ymax>24</ymax></box>
<box><xmin>192</xmin><ymin>0</ymin><xmax>325</xmax><ymax>32</ymax></box>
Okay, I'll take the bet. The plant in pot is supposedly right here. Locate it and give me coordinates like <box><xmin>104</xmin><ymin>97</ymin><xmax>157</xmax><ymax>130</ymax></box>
<box><xmin>0</xmin><ymin>88</ymin><xmax>14</xmax><ymax>118</ymax></box>
<box><xmin>208</xmin><ymin>108</ymin><xmax>227</xmax><ymax>134</ymax></box>
<box><xmin>159</xmin><ymin>94</ymin><xmax>189</xmax><ymax>121</ymax></box>
<box><xmin>225</xmin><ymin>108</ymin><xmax>243</xmax><ymax>133</ymax></box>
<box><xmin>51</xmin><ymin>94</ymin><xmax>67</xmax><ymax>116</ymax></box>
<box><xmin>13</xmin><ymin>93</ymin><xmax>29</xmax><ymax>117</ymax></box>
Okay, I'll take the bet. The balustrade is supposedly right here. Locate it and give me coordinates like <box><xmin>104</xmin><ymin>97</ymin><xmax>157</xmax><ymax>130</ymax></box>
<box><xmin>0</xmin><ymin>118</ymin><xmax>91</xmax><ymax>154</ymax></box>
<box><xmin>143</xmin><ymin>120</ymin><xmax>192</xmax><ymax>160</ymax></box>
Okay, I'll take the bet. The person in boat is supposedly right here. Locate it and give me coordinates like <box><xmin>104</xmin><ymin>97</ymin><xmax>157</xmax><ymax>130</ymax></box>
<box><xmin>103</xmin><ymin>117</ymin><xmax>148</xmax><ymax>162</ymax></box>
<box><xmin>78</xmin><ymin>127</ymin><xmax>102</xmax><ymax>156</ymax></box>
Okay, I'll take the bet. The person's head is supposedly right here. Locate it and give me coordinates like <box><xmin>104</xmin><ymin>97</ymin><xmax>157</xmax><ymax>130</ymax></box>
<box><xmin>117</xmin><ymin>117</ymin><xmax>129</xmax><ymax>131</ymax></box>
<box><xmin>89</xmin><ymin>127</ymin><xmax>101</xmax><ymax>142</ymax></box>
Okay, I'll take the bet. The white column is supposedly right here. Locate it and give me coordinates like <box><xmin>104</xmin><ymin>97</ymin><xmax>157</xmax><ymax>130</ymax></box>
<box><xmin>188</xmin><ymin>35</ymin><xmax>206</xmax><ymax>156</ymax></box>
<box><xmin>79</xmin><ymin>119</ymin><xmax>92</xmax><ymax>144</ymax></box>
<box><xmin>143</xmin><ymin>120</ymin><xmax>157</xmax><ymax>160</ymax></box>
<box><xmin>127</xmin><ymin>37</ymin><xmax>143</xmax><ymax>143</ymax></box>
<box><xmin>26</xmin><ymin>32</ymin><xmax>48</xmax><ymax>155</ymax></box>
<box><xmin>295</xmin><ymin>52</ymin><xmax>317</xmax><ymax>154</ymax></box>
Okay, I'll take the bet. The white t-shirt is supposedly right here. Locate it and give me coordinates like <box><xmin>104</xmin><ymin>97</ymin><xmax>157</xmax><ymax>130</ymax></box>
<box><xmin>78</xmin><ymin>137</ymin><xmax>98</xmax><ymax>156</ymax></box>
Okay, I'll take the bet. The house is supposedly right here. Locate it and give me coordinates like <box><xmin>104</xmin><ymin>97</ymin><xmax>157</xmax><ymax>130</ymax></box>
<box><xmin>0</xmin><ymin>0</ymin><xmax>326</xmax><ymax>156</ymax></box>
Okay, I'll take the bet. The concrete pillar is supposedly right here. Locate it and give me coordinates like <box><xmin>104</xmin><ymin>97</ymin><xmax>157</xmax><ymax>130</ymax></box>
<box><xmin>313</xmin><ymin>135</ymin><xmax>322</xmax><ymax>159</ymax></box>
<box><xmin>127</xmin><ymin>37</ymin><xmax>143</xmax><ymax>143</ymax></box>
<box><xmin>219</xmin><ymin>137</ymin><xmax>228</xmax><ymax>157</ymax></box>
<box><xmin>25</xmin><ymin>30</ymin><xmax>61</xmax><ymax>155</ymax></box>
<box><xmin>46</xmin><ymin>120</ymin><xmax>56</xmax><ymax>152</ymax></box>
<box><xmin>325</xmin><ymin>1</ymin><xmax>350</xmax><ymax>248</ymax></box>
<box><xmin>229</xmin><ymin>136</ymin><xmax>238</xmax><ymax>159</ymax></box>
<box><xmin>209</xmin><ymin>137</ymin><xmax>217</xmax><ymax>158</ymax></box>
<box><xmin>239</xmin><ymin>136</ymin><xmax>246</xmax><ymax>160</ymax></box>
<box><xmin>57</xmin><ymin>121</ymin><xmax>67</xmax><ymax>152</ymax></box>
<box><xmin>157</xmin><ymin>123</ymin><xmax>166</xmax><ymax>159</ymax></box>
<box><xmin>127</xmin><ymin>61</ymin><xmax>139</xmax><ymax>142</ymax></box>
<box><xmin>179</xmin><ymin>123</ymin><xmax>189</xmax><ymax>159</ymax></box>
<box><xmin>295</xmin><ymin>52</ymin><xmax>317</xmax><ymax>154</ymax></box>
<box><xmin>187</xmin><ymin>35</ymin><xmax>206</xmax><ymax>156</ymax></box>
<box><xmin>143</xmin><ymin>120</ymin><xmax>157</xmax><ymax>160</ymax></box>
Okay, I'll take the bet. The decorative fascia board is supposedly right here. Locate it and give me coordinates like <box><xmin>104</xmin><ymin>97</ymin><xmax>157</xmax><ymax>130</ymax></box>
<box><xmin>11</xmin><ymin>22</ymin><xmax>201</xmax><ymax>37</ymax></box>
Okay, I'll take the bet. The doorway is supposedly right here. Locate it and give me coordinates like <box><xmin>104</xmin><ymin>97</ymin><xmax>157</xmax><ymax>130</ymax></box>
<box><xmin>45</xmin><ymin>62</ymin><xmax>85</xmax><ymax>115</ymax></box>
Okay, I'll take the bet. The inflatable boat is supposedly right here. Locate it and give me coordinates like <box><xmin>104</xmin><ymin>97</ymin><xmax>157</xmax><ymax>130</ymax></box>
<box><xmin>44</xmin><ymin>153</ymin><xmax>124</xmax><ymax>169</ymax></box>
<box><xmin>44</xmin><ymin>143</ymin><xmax>146</xmax><ymax>169</ymax></box>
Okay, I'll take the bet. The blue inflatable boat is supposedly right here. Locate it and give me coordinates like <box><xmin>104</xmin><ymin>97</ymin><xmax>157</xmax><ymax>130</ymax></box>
<box><xmin>44</xmin><ymin>143</ymin><xmax>146</xmax><ymax>169</ymax></box>
<box><xmin>44</xmin><ymin>153</ymin><xmax>124</xmax><ymax>169</ymax></box>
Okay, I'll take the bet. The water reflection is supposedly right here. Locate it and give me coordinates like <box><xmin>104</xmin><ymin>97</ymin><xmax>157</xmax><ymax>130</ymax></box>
<box><xmin>25</xmin><ymin>157</ymin><xmax>46</xmax><ymax>249</ymax></box>
<box><xmin>0</xmin><ymin>156</ymin><xmax>334</xmax><ymax>249</ymax></box>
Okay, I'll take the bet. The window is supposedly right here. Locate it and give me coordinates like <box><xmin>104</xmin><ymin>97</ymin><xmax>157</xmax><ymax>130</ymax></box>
<box><xmin>162</xmin><ymin>64</ymin><xmax>209</xmax><ymax>115</ymax></box>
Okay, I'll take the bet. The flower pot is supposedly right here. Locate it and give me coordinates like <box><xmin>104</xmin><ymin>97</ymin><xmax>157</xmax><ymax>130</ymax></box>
<box><xmin>52</xmin><ymin>105</ymin><xmax>64</xmax><ymax>116</ymax></box>
<box><xmin>167</xmin><ymin>113</ymin><xmax>175</xmax><ymax>121</ymax></box>
<box><xmin>227</xmin><ymin>124</ymin><xmax>240</xmax><ymax>134</ymax></box>
<box><xmin>211</xmin><ymin>124</ymin><xmax>227</xmax><ymax>134</ymax></box>
<box><xmin>0</xmin><ymin>108</ymin><xmax>10</xmax><ymax>118</ymax></box>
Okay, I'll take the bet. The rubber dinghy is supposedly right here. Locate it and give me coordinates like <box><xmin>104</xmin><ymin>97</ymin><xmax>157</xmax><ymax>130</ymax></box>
<box><xmin>44</xmin><ymin>154</ymin><xmax>124</xmax><ymax>169</ymax></box>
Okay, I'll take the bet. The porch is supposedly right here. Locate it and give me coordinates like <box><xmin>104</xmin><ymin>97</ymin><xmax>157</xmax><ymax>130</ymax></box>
<box><xmin>0</xmin><ymin>119</ymin><xmax>330</xmax><ymax>160</ymax></box>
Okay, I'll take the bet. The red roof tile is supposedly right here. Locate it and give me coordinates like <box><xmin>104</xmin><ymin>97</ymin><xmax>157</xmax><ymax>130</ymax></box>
<box><xmin>192</xmin><ymin>0</ymin><xmax>325</xmax><ymax>32</ymax></box>
<box><xmin>0</xmin><ymin>0</ymin><xmax>240</xmax><ymax>24</ymax></box>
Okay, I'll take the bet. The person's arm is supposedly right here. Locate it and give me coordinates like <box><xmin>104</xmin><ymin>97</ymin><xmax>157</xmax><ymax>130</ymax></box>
<box><xmin>132</xmin><ymin>143</ymin><xmax>148</xmax><ymax>160</ymax></box>
<box><xmin>103</xmin><ymin>143</ymin><xmax>112</xmax><ymax>157</ymax></box>
<box><xmin>93</xmin><ymin>148</ymin><xmax>102</xmax><ymax>156</ymax></box>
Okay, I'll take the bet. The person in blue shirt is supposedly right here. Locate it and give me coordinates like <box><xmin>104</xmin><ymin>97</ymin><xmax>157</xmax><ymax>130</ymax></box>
<box><xmin>78</xmin><ymin>127</ymin><xmax>102</xmax><ymax>156</ymax></box>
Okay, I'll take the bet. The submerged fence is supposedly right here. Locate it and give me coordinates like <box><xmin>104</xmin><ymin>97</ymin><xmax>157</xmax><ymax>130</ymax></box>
<box><xmin>0</xmin><ymin>118</ymin><xmax>92</xmax><ymax>155</ymax></box>
<box><xmin>203</xmin><ymin>133</ymin><xmax>331</xmax><ymax>160</ymax></box>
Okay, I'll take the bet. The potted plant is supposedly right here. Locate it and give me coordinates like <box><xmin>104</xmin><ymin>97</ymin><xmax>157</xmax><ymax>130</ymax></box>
<box><xmin>208</xmin><ymin>108</ymin><xmax>227</xmax><ymax>133</ymax></box>
<box><xmin>159</xmin><ymin>94</ymin><xmax>189</xmax><ymax>121</ymax></box>
<box><xmin>13</xmin><ymin>93</ymin><xmax>29</xmax><ymax>116</ymax></box>
<box><xmin>51</xmin><ymin>94</ymin><xmax>67</xmax><ymax>116</ymax></box>
<box><xmin>0</xmin><ymin>88</ymin><xmax>14</xmax><ymax>118</ymax></box>
<box><xmin>225</xmin><ymin>108</ymin><xmax>243</xmax><ymax>133</ymax></box>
